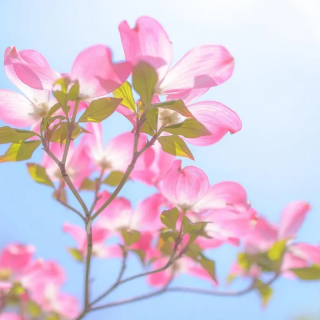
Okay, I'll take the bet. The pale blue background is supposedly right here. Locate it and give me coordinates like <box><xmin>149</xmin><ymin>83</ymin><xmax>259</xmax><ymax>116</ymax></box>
<box><xmin>0</xmin><ymin>0</ymin><xmax>320</xmax><ymax>319</ymax></box>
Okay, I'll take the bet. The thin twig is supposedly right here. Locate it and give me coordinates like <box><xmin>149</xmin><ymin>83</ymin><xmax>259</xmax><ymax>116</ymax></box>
<box><xmin>84</xmin><ymin>218</ymin><xmax>93</xmax><ymax>310</ymax></box>
<box><xmin>89</xmin><ymin>169</ymin><xmax>105</xmax><ymax>214</ymax></box>
<box><xmin>56</xmin><ymin>198</ymin><xmax>85</xmax><ymax>221</ymax></box>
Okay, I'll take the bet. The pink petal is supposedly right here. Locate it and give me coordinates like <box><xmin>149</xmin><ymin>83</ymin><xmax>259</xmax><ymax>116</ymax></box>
<box><xmin>63</xmin><ymin>223</ymin><xmax>86</xmax><ymax>252</ymax></box>
<box><xmin>0</xmin><ymin>243</ymin><xmax>35</xmax><ymax>272</ymax></box>
<box><xmin>195</xmin><ymin>181</ymin><xmax>248</xmax><ymax>212</ymax></box>
<box><xmin>0</xmin><ymin>314</ymin><xmax>26</xmax><ymax>320</ymax></box>
<box><xmin>4</xmin><ymin>46</ymin><xmax>51</xmax><ymax>102</ymax></box>
<box><xmin>166</xmin><ymin>88</ymin><xmax>210</xmax><ymax>104</ymax></box>
<box><xmin>70</xmin><ymin>45</ymin><xmax>132</xmax><ymax>98</ymax></box>
<box><xmin>104</xmin><ymin>132</ymin><xmax>147</xmax><ymax>172</ymax></box>
<box><xmin>282</xmin><ymin>253</ymin><xmax>308</xmax><ymax>278</ymax></box>
<box><xmin>95</xmin><ymin>245</ymin><xmax>123</xmax><ymax>259</ymax></box>
<box><xmin>147</xmin><ymin>258</ymin><xmax>173</xmax><ymax>287</ymax></box>
<box><xmin>243</xmin><ymin>216</ymin><xmax>278</xmax><ymax>254</ymax></box>
<box><xmin>0</xmin><ymin>281</ymin><xmax>12</xmax><ymax>291</ymax></box>
<box><xmin>289</xmin><ymin>243</ymin><xmax>320</xmax><ymax>265</ymax></box>
<box><xmin>119</xmin><ymin>16</ymin><xmax>172</xmax><ymax>82</ymax></box>
<box><xmin>133</xmin><ymin>193</ymin><xmax>167</xmax><ymax>230</ymax></box>
<box><xmin>160</xmin><ymin>45</ymin><xmax>234</xmax><ymax>94</ymax></box>
<box><xmin>52</xmin><ymin>292</ymin><xmax>79</xmax><ymax>320</ymax></box>
<box><xmin>131</xmin><ymin>232</ymin><xmax>153</xmax><ymax>251</ymax></box>
<box><xmin>0</xmin><ymin>89</ymin><xmax>35</xmax><ymax>127</ymax></box>
<box><xmin>162</xmin><ymin>160</ymin><xmax>210</xmax><ymax>208</ymax></box>
<box><xmin>185</xmin><ymin>101</ymin><xmax>242</xmax><ymax>146</ymax></box>
<box><xmin>95</xmin><ymin>191</ymin><xmax>133</xmax><ymax>230</ymax></box>
<box><xmin>278</xmin><ymin>202</ymin><xmax>310</xmax><ymax>240</ymax></box>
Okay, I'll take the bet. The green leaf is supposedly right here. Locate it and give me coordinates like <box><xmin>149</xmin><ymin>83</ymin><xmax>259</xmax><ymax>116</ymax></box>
<box><xmin>237</xmin><ymin>253</ymin><xmax>251</xmax><ymax>271</ymax></box>
<box><xmin>160</xmin><ymin>229</ymin><xmax>179</xmax><ymax>242</ymax></box>
<box><xmin>121</xmin><ymin>229</ymin><xmax>141</xmax><ymax>246</ymax></box>
<box><xmin>291</xmin><ymin>265</ymin><xmax>320</xmax><ymax>280</ymax></box>
<box><xmin>0</xmin><ymin>141</ymin><xmax>41</xmax><ymax>163</ymax></box>
<box><xmin>160</xmin><ymin>208</ymin><xmax>179</xmax><ymax>230</ymax></box>
<box><xmin>67</xmin><ymin>247</ymin><xmax>84</xmax><ymax>262</ymax></box>
<box><xmin>113</xmin><ymin>81</ymin><xmax>137</xmax><ymax>113</ymax></box>
<box><xmin>153</xmin><ymin>100</ymin><xmax>194</xmax><ymax>118</ymax></box>
<box><xmin>26</xmin><ymin>163</ymin><xmax>54</xmax><ymax>187</ymax></box>
<box><xmin>158</xmin><ymin>237</ymin><xmax>173</xmax><ymax>256</ymax></box>
<box><xmin>141</xmin><ymin>108</ymin><xmax>158</xmax><ymax>135</ymax></box>
<box><xmin>268</xmin><ymin>240</ymin><xmax>287</xmax><ymax>261</ymax></box>
<box><xmin>164</xmin><ymin>118</ymin><xmax>211</xmax><ymax>138</ymax></box>
<box><xmin>130</xmin><ymin>249</ymin><xmax>146</xmax><ymax>265</ymax></box>
<box><xmin>158</xmin><ymin>135</ymin><xmax>194</xmax><ymax>160</ymax></box>
<box><xmin>78</xmin><ymin>97</ymin><xmax>122</xmax><ymax>123</ymax></box>
<box><xmin>27</xmin><ymin>301</ymin><xmax>41</xmax><ymax>318</ymax></box>
<box><xmin>50</xmin><ymin>122</ymin><xmax>68</xmax><ymax>144</ymax></box>
<box><xmin>0</xmin><ymin>127</ymin><xmax>37</xmax><ymax>144</ymax></box>
<box><xmin>54</xmin><ymin>77</ymin><xmax>70</xmax><ymax>92</ymax></box>
<box><xmin>103</xmin><ymin>171</ymin><xmax>124</xmax><ymax>187</ymax></box>
<box><xmin>46</xmin><ymin>314</ymin><xmax>61</xmax><ymax>320</ymax></box>
<box><xmin>53</xmin><ymin>91</ymin><xmax>69</xmax><ymax>115</ymax></box>
<box><xmin>80</xmin><ymin>178</ymin><xmax>96</xmax><ymax>191</ymax></box>
<box><xmin>183</xmin><ymin>216</ymin><xmax>203</xmax><ymax>234</ymax></box>
<box><xmin>8</xmin><ymin>282</ymin><xmax>25</xmax><ymax>296</ymax></box>
<box><xmin>41</xmin><ymin>103</ymin><xmax>62</xmax><ymax>132</ymax></box>
<box><xmin>67</xmin><ymin>81</ymin><xmax>80</xmax><ymax>101</ymax></box>
<box><xmin>254</xmin><ymin>279</ymin><xmax>273</xmax><ymax>307</ymax></box>
<box><xmin>199</xmin><ymin>254</ymin><xmax>217</xmax><ymax>282</ymax></box>
<box><xmin>132</xmin><ymin>62</ymin><xmax>158</xmax><ymax>108</ymax></box>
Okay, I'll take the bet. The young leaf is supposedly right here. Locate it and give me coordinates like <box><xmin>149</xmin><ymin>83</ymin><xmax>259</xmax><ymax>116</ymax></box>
<box><xmin>291</xmin><ymin>265</ymin><xmax>320</xmax><ymax>280</ymax></box>
<box><xmin>103</xmin><ymin>171</ymin><xmax>124</xmax><ymax>187</ymax></box>
<box><xmin>160</xmin><ymin>229</ymin><xmax>179</xmax><ymax>242</ymax></box>
<box><xmin>67</xmin><ymin>81</ymin><xmax>80</xmax><ymax>101</ymax></box>
<box><xmin>199</xmin><ymin>254</ymin><xmax>217</xmax><ymax>282</ymax></box>
<box><xmin>268</xmin><ymin>239</ymin><xmax>287</xmax><ymax>261</ymax></box>
<box><xmin>153</xmin><ymin>100</ymin><xmax>194</xmax><ymax>118</ymax></box>
<box><xmin>140</xmin><ymin>108</ymin><xmax>158</xmax><ymax>135</ymax></box>
<box><xmin>26</xmin><ymin>163</ymin><xmax>54</xmax><ymax>187</ymax></box>
<box><xmin>67</xmin><ymin>247</ymin><xmax>84</xmax><ymax>262</ymax></box>
<box><xmin>183</xmin><ymin>216</ymin><xmax>203</xmax><ymax>234</ymax></box>
<box><xmin>254</xmin><ymin>279</ymin><xmax>273</xmax><ymax>307</ymax></box>
<box><xmin>164</xmin><ymin>118</ymin><xmax>211</xmax><ymax>138</ymax></box>
<box><xmin>158</xmin><ymin>135</ymin><xmax>194</xmax><ymax>160</ymax></box>
<box><xmin>0</xmin><ymin>141</ymin><xmax>41</xmax><ymax>163</ymax></box>
<box><xmin>27</xmin><ymin>301</ymin><xmax>41</xmax><ymax>318</ymax></box>
<box><xmin>53</xmin><ymin>188</ymin><xmax>67</xmax><ymax>204</ymax></box>
<box><xmin>78</xmin><ymin>97</ymin><xmax>122</xmax><ymax>123</ymax></box>
<box><xmin>80</xmin><ymin>178</ymin><xmax>96</xmax><ymax>191</ymax></box>
<box><xmin>132</xmin><ymin>62</ymin><xmax>158</xmax><ymax>108</ymax></box>
<box><xmin>0</xmin><ymin>127</ymin><xmax>37</xmax><ymax>144</ymax></box>
<box><xmin>130</xmin><ymin>249</ymin><xmax>146</xmax><ymax>265</ymax></box>
<box><xmin>113</xmin><ymin>81</ymin><xmax>137</xmax><ymax>113</ymax></box>
<box><xmin>121</xmin><ymin>229</ymin><xmax>141</xmax><ymax>246</ymax></box>
<box><xmin>160</xmin><ymin>208</ymin><xmax>179</xmax><ymax>230</ymax></box>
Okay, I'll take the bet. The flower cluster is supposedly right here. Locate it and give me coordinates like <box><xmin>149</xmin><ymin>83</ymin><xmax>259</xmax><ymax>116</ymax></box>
<box><xmin>0</xmin><ymin>15</ymin><xmax>319</xmax><ymax>320</ymax></box>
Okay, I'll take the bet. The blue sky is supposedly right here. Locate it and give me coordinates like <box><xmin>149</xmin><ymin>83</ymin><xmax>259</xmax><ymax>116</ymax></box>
<box><xmin>0</xmin><ymin>0</ymin><xmax>320</xmax><ymax>319</ymax></box>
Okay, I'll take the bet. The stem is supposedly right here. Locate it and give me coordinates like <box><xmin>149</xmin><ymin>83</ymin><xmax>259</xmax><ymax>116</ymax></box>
<box><xmin>43</xmin><ymin>142</ymin><xmax>89</xmax><ymax>217</ymax></box>
<box><xmin>90</xmin><ymin>274</ymin><xmax>280</xmax><ymax>312</ymax></box>
<box><xmin>89</xmin><ymin>169</ymin><xmax>105</xmax><ymax>214</ymax></box>
<box><xmin>84</xmin><ymin>218</ymin><xmax>93</xmax><ymax>310</ymax></box>
<box><xmin>56</xmin><ymin>198</ymin><xmax>85</xmax><ymax>221</ymax></box>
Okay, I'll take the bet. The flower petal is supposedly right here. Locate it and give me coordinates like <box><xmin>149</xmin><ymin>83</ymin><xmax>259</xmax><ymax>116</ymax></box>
<box><xmin>62</xmin><ymin>223</ymin><xmax>86</xmax><ymax>252</ymax></box>
<box><xmin>278</xmin><ymin>202</ymin><xmax>310</xmax><ymax>240</ymax></box>
<box><xmin>185</xmin><ymin>101</ymin><xmax>242</xmax><ymax>146</ymax></box>
<box><xmin>160</xmin><ymin>45</ymin><xmax>234</xmax><ymax>94</ymax></box>
<box><xmin>119</xmin><ymin>16</ymin><xmax>172</xmax><ymax>82</ymax></box>
<box><xmin>162</xmin><ymin>160</ymin><xmax>210</xmax><ymax>208</ymax></box>
<box><xmin>71</xmin><ymin>45</ymin><xmax>132</xmax><ymax>98</ymax></box>
<box><xmin>0</xmin><ymin>244</ymin><xmax>35</xmax><ymax>272</ymax></box>
<box><xmin>195</xmin><ymin>181</ymin><xmax>248</xmax><ymax>212</ymax></box>
<box><xmin>0</xmin><ymin>90</ymin><xmax>35</xmax><ymax>127</ymax></box>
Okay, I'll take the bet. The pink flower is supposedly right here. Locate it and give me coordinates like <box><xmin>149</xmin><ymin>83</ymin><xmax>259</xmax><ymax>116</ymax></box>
<box><xmin>193</xmin><ymin>207</ymin><xmax>257</xmax><ymax>249</ymax></box>
<box><xmin>83</xmin><ymin>123</ymin><xmax>147</xmax><ymax>172</ymax></box>
<box><xmin>63</xmin><ymin>222</ymin><xmax>121</xmax><ymax>258</ymax></box>
<box><xmin>0</xmin><ymin>281</ymin><xmax>12</xmax><ymax>292</ymax></box>
<box><xmin>8</xmin><ymin>45</ymin><xmax>132</xmax><ymax>100</ymax></box>
<box><xmin>119</xmin><ymin>16</ymin><xmax>234</xmax><ymax>102</ymax></box>
<box><xmin>131</xmin><ymin>141</ymin><xmax>175</xmax><ymax>186</ymax></box>
<box><xmin>96</xmin><ymin>192</ymin><xmax>166</xmax><ymax>232</ymax></box>
<box><xmin>42</xmin><ymin>141</ymin><xmax>93</xmax><ymax>189</ymax></box>
<box><xmin>0</xmin><ymin>47</ymin><xmax>52</xmax><ymax>129</ymax></box>
<box><xmin>0</xmin><ymin>243</ymin><xmax>35</xmax><ymax>273</ymax></box>
<box><xmin>161</xmin><ymin>160</ymin><xmax>248</xmax><ymax>212</ymax></box>
<box><xmin>50</xmin><ymin>292</ymin><xmax>79</xmax><ymax>319</ymax></box>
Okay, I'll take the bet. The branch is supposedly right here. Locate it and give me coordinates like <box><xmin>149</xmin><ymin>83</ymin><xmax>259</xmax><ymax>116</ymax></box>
<box><xmin>89</xmin><ymin>169</ymin><xmax>105</xmax><ymax>214</ymax></box>
<box><xmin>56</xmin><ymin>198</ymin><xmax>85</xmax><ymax>221</ymax></box>
<box><xmin>92</xmin><ymin>119</ymin><xmax>159</xmax><ymax>220</ymax></box>
<box><xmin>84</xmin><ymin>219</ymin><xmax>93</xmax><ymax>310</ymax></box>
<box><xmin>90</xmin><ymin>273</ymin><xmax>280</xmax><ymax>312</ymax></box>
